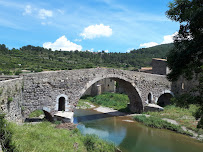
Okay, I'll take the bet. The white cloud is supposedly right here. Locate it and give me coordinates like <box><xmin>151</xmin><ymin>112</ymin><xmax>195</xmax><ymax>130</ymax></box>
<box><xmin>23</xmin><ymin>5</ymin><xmax>32</xmax><ymax>15</ymax></box>
<box><xmin>139</xmin><ymin>32</ymin><xmax>178</xmax><ymax>48</ymax></box>
<box><xmin>38</xmin><ymin>9</ymin><xmax>53</xmax><ymax>19</ymax></box>
<box><xmin>87</xmin><ymin>48</ymin><xmax>94</xmax><ymax>52</ymax></box>
<box><xmin>57</xmin><ymin>9</ymin><xmax>65</xmax><ymax>15</ymax></box>
<box><xmin>126</xmin><ymin>48</ymin><xmax>134</xmax><ymax>53</ymax></box>
<box><xmin>43</xmin><ymin>35</ymin><xmax>82</xmax><ymax>51</ymax></box>
<box><xmin>139</xmin><ymin>42</ymin><xmax>159</xmax><ymax>48</ymax></box>
<box><xmin>41</xmin><ymin>21</ymin><xmax>52</xmax><ymax>25</ymax></box>
<box><xmin>104</xmin><ymin>50</ymin><xmax>109</xmax><ymax>53</ymax></box>
<box><xmin>161</xmin><ymin>32</ymin><xmax>178</xmax><ymax>44</ymax></box>
<box><xmin>80</xmin><ymin>24</ymin><xmax>112</xmax><ymax>39</ymax></box>
<box><xmin>74</xmin><ymin>39</ymin><xmax>82</xmax><ymax>42</ymax></box>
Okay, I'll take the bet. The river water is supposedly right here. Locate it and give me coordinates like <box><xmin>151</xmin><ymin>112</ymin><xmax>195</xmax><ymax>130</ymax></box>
<box><xmin>73</xmin><ymin>108</ymin><xmax>203</xmax><ymax>152</ymax></box>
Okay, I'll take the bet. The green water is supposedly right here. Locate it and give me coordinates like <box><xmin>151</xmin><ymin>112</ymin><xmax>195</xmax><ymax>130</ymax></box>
<box><xmin>74</xmin><ymin>109</ymin><xmax>203</xmax><ymax>152</ymax></box>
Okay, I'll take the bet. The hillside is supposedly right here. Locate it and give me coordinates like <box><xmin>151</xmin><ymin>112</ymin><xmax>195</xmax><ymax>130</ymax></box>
<box><xmin>0</xmin><ymin>43</ymin><xmax>173</xmax><ymax>75</ymax></box>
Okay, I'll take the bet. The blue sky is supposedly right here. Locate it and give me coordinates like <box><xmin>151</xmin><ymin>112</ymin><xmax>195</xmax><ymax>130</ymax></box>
<box><xmin>0</xmin><ymin>0</ymin><xmax>179</xmax><ymax>53</ymax></box>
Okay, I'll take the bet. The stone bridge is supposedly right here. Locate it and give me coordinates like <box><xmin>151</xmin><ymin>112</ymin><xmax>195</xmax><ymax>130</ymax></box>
<box><xmin>21</xmin><ymin>68</ymin><xmax>172</xmax><ymax>119</ymax></box>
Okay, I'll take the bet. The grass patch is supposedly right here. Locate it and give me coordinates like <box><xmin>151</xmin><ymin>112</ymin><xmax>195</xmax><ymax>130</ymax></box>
<box><xmin>77</xmin><ymin>99</ymin><xmax>92</xmax><ymax>109</ymax></box>
<box><xmin>134</xmin><ymin>115</ymin><xmax>192</xmax><ymax>136</ymax></box>
<box><xmin>6</xmin><ymin>121</ymin><xmax>115</xmax><ymax>152</ymax></box>
<box><xmin>81</xmin><ymin>93</ymin><xmax>129</xmax><ymax>111</ymax></box>
<box><xmin>144</xmin><ymin>104</ymin><xmax>202</xmax><ymax>133</ymax></box>
<box><xmin>29</xmin><ymin>110</ymin><xmax>44</xmax><ymax>118</ymax></box>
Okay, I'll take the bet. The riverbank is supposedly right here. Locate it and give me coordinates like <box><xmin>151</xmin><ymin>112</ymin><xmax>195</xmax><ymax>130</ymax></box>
<box><xmin>1</xmin><ymin>121</ymin><xmax>117</xmax><ymax>152</ymax></box>
<box><xmin>77</xmin><ymin>96</ymin><xmax>203</xmax><ymax>141</ymax></box>
<box><xmin>0</xmin><ymin>112</ymin><xmax>117</xmax><ymax>152</ymax></box>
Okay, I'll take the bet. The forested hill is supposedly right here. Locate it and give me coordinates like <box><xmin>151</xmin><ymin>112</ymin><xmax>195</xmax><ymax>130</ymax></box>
<box><xmin>0</xmin><ymin>43</ymin><xmax>173</xmax><ymax>75</ymax></box>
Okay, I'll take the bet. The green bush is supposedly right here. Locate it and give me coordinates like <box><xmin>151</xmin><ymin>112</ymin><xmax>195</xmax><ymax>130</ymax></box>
<box><xmin>0</xmin><ymin>113</ymin><xmax>16</xmax><ymax>151</ymax></box>
<box><xmin>14</xmin><ymin>70</ymin><xmax>22</xmax><ymax>75</ymax></box>
<box><xmin>83</xmin><ymin>134</ymin><xmax>115</xmax><ymax>152</ymax></box>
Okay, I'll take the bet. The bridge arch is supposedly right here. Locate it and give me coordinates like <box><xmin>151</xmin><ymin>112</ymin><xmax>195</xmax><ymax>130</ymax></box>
<box><xmin>78</xmin><ymin>75</ymin><xmax>143</xmax><ymax>113</ymax></box>
<box><xmin>156</xmin><ymin>90</ymin><xmax>174</xmax><ymax>107</ymax></box>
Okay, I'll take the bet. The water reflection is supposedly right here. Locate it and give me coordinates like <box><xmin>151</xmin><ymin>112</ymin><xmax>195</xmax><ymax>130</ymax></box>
<box><xmin>74</xmin><ymin>109</ymin><xmax>203</xmax><ymax>152</ymax></box>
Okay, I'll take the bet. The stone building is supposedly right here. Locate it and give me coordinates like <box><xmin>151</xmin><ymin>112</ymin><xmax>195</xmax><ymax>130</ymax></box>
<box><xmin>152</xmin><ymin>58</ymin><xmax>170</xmax><ymax>75</ymax></box>
<box><xmin>83</xmin><ymin>78</ymin><xmax>116</xmax><ymax>96</ymax></box>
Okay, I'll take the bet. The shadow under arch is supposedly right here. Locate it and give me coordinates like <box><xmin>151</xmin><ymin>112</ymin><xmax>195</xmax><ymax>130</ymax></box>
<box><xmin>24</xmin><ymin>107</ymin><xmax>54</xmax><ymax>122</ymax></box>
<box><xmin>79</xmin><ymin>75</ymin><xmax>143</xmax><ymax>113</ymax></box>
<box><xmin>157</xmin><ymin>91</ymin><xmax>174</xmax><ymax>107</ymax></box>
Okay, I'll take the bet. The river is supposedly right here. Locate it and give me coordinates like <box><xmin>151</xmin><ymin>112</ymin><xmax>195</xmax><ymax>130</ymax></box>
<box><xmin>73</xmin><ymin>108</ymin><xmax>203</xmax><ymax>152</ymax></box>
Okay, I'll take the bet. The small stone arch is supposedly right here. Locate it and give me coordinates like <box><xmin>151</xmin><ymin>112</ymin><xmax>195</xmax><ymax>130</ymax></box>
<box><xmin>55</xmin><ymin>94</ymin><xmax>69</xmax><ymax>112</ymax></box>
<box><xmin>156</xmin><ymin>90</ymin><xmax>174</xmax><ymax>107</ymax></box>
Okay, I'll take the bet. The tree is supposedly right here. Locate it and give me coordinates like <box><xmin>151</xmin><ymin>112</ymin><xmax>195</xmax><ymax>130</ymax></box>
<box><xmin>166</xmin><ymin>0</ymin><xmax>203</xmax><ymax>128</ymax></box>
<box><xmin>166</xmin><ymin>0</ymin><xmax>203</xmax><ymax>81</ymax></box>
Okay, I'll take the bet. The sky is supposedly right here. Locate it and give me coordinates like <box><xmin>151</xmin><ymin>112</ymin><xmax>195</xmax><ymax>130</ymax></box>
<box><xmin>0</xmin><ymin>0</ymin><xmax>180</xmax><ymax>53</ymax></box>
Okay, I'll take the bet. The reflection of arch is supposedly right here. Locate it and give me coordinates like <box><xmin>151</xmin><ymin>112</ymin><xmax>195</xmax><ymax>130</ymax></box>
<box><xmin>148</xmin><ymin>93</ymin><xmax>153</xmax><ymax>104</ymax></box>
<box><xmin>79</xmin><ymin>75</ymin><xmax>143</xmax><ymax>113</ymax></box>
<box><xmin>157</xmin><ymin>92</ymin><xmax>173</xmax><ymax>107</ymax></box>
<box><xmin>58</xmin><ymin>97</ymin><xmax>65</xmax><ymax>111</ymax></box>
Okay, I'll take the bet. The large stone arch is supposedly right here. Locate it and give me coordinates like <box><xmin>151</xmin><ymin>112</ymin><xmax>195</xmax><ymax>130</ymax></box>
<box><xmin>77</xmin><ymin>74</ymin><xmax>143</xmax><ymax>113</ymax></box>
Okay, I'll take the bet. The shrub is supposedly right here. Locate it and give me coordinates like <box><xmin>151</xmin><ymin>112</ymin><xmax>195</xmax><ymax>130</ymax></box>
<box><xmin>83</xmin><ymin>134</ymin><xmax>115</xmax><ymax>152</ymax></box>
<box><xmin>0</xmin><ymin>113</ymin><xmax>16</xmax><ymax>151</ymax></box>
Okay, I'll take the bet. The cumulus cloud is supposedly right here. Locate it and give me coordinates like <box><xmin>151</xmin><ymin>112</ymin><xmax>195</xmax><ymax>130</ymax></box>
<box><xmin>139</xmin><ymin>42</ymin><xmax>159</xmax><ymax>48</ymax></box>
<box><xmin>139</xmin><ymin>32</ymin><xmax>178</xmax><ymax>48</ymax></box>
<box><xmin>161</xmin><ymin>32</ymin><xmax>178</xmax><ymax>44</ymax></box>
<box><xmin>38</xmin><ymin>9</ymin><xmax>53</xmax><ymax>19</ymax></box>
<box><xmin>23</xmin><ymin>5</ymin><xmax>32</xmax><ymax>15</ymax></box>
<box><xmin>80</xmin><ymin>24</ymin><xmax>112</xmax><ymax>39</ymax></box>
<box><xmin>126</xmin><ymin>48</ymin><xmax>135</xmax><ymax>53</ymax></box>
<box><xmin>43</xmin><ymin>35</ymin><xmax>82</xmax><ymax>51</ymax></box>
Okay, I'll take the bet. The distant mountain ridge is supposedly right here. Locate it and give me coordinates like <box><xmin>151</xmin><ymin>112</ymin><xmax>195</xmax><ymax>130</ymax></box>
<box><xmin>0</xmin><ymin>43</ymin><xmax>173</xmax><ymax>75</ymax></box>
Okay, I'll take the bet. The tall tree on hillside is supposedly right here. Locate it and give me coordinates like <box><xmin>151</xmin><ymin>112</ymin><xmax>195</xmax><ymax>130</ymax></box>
<box><xmin>166</xmin><ymin>0</ymin><xmax>203</xmax><ymax>128</ymax></box>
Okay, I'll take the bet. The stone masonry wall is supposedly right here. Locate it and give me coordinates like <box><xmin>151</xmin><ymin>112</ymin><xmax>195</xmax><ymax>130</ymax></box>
<box><xmin>22</xmin><ymin>68</ymin><xmax>172</xmax><ymax>116</ymax></box>
<box><xmin>0</xmin><ymin>78</ymin><xmax>23</xmax><ymax>122</ymax></box>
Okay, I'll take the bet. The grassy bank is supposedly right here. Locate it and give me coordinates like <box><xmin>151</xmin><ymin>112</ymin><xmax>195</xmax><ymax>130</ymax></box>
<box><xmin>3</xmin><ymin>121</ymin><xmax>115</xmax><ymax>152</ymax></box>
<box><xmin>134</xmin><ymin>115</ymin><xmax>192</xmax><ymax>136</ymax></box>
<box><xmin>79</xmin><ymin>93</ymin><xmax>130</xmax><ymax>112</ymax></box>
<box><xmin>144</xmin><ymin>105</ymin><xmax>203</xmax><ymax>134</ymax></box>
